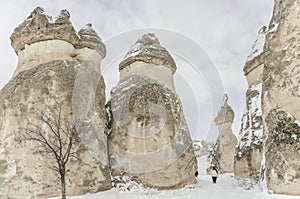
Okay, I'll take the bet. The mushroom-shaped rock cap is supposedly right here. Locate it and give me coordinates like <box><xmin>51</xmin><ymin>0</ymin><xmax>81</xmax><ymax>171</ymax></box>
<box><xmin>78</xmin><ymin>23</ymin><xmax>106</xmax><ymax>58</ymax></box>
<box><xmin>10</xmin><ymin>7</ymin><xmax>78</xmax><ymax>53</ymax></box>
<box><xmin>119</xmin><ymin>33</ymin><xmax>177</xmax><ymax>74</ymax></box>
<box><xmin>10</xmin><ymin>7</ymin><xmax>106</xmax><ymax>58</ymax></box>
<box><xmin>214</xmin><ymin>94</ymin><xmax>235</xmax><ymax>125</ymax></box>
<box><xmin>54</xmin><ymin>9</ymin><xmax>70</xmax><ymax>24</ymax></box>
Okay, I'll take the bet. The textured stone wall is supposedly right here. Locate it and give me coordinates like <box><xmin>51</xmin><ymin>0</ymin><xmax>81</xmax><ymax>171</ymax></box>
<box><xmin>108</xmin><ymin>34</ymin><xmax>197</xmax><ymax>190</ymax></box>
<box><xmin>0</xmin><ymin>7</ymin><xmax>111</xmax><ymax>198</ymax></box>
<box><xmin>0</xmin><ymin>61</ymin><xmax>111</xmax><ymax>198</ymax></box>
<box><xmin>234</xmin><ymin>24</ymin><xmax>267</xmax><ymax>180</ymax></box>
<box><xmin>234</xmin><ymin>83</ymin><xmax>263</xmax><ymax>179</ymax></box>
<box><xmin>262</xmin><ymin>0</ymin><xmax>300</xmax><ymax>195</ymax></box>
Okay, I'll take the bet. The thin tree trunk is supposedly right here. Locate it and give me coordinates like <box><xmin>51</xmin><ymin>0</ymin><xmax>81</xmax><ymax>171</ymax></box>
<box><xmin>61</xmin><ymin>170</ymin><xmax>66</xmax><ymax>199</ymax></box>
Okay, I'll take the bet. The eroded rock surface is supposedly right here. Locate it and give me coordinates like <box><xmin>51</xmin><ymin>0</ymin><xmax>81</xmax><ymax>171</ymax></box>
<box><xmin>235</xmin><ymin>36</ymin><xmax>265</xmax><ymax>178</ymax></box>
<box><xmin>108</xmin><ymin>34</ymin><xmax>197</xmax><ymax>189</ymax></box>
<box><xmin>234</xmin><ymin>84</ymin><xmax>263</xmax><ymax>178</ymax></box>
<box><xmin>0</xmin><ymin>8</ymin><xmax>111</xmax><ymax>198</ymax></box>
<box><xmin>213</xmin><ymin>94</ymin><xmax>237</xmax><ymax>173</ymax></box>
<box><xmin>262</xmin><ymin>0</ymin><xmax>300</xmax><ymax>194</ymax></box>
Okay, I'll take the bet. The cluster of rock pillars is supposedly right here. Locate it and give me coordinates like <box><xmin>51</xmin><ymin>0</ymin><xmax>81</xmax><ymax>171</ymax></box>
<box><xmin>0</xmin><ymin>1</ymin><xmax>299</xmax><ymax>198</ymax></box>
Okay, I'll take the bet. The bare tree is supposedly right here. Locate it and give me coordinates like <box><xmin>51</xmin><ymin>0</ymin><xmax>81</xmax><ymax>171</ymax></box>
<box><xmin>23</xmin><ymin>103</ymin><xmax>82</xmax><ymax>199</ymax></box>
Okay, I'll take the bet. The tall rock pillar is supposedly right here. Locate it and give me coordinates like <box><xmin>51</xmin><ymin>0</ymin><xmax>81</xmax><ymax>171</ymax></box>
<box><xmin>234</xmin><ymin>27</ymin><xmax>266</xmax><ymax>179</ymax></box>
<box><xmin>0</xmin><ymin>7</ymin><xmax>111</xmax><ymax>198</ymax></box>
<box><xmin>214</xmin><ymin>94</ymin><xmax>237</xmax><ymax>173</ymax></box>
<box><xmin>262</xmin><ymin>0</ymin><xmax>300</xmax><ymax>195</ymax></box>
<box><xmin>108</xmin><ymin>33</ymin><xmax>198</xmax><ymax>189</ymax></box>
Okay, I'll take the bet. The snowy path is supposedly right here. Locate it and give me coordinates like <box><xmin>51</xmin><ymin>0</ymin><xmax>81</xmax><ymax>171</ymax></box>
<box><xmin>50</xmin><ymin>174</ymin><xmax>298</xmax><ymax>199</ymax></box>
<box><xmin>49</xmin><ymin>156</ymin><xmax>299</xmax><ymax>199</ymax></box>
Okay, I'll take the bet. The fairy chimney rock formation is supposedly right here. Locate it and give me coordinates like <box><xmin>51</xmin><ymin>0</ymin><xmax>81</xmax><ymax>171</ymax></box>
<box><xmin>10</xmin><ymin>7</ymin><xmax>106</xmax><ymax>77</ymax></box>
<box><xmin>108</xmin><ymin>33</ymin><xmax>198</xmax><ymax>189</ymax></box>
<box><xmin>0</xmin><ymin>7</ymin><xmax>111</xmax><ymax>198</ymax></box>
<box><xmin>262</xmin><ymin>0</ymin><xmax>300</xmax><ymax>195</ymax></box>
<box><xmin>234</xmin><ymin>27</ymin><xmax>266</xmax><ymax>179</ymax></box>
<box><xmin>214</xmin><ymin>94</ymin><xmax>237</xmax><ymax>173</ymax></box>
<box><xmin>119</xmin><ymin>33</ymin><xmax>176</xmax><ymax>91</ymax></box>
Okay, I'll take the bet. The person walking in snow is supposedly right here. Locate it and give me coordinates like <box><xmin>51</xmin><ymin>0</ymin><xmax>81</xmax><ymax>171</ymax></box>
<box><xmin>211</xmin><ymin>166</ymin><xmax>218</xmax><ymax>184</ymax></box>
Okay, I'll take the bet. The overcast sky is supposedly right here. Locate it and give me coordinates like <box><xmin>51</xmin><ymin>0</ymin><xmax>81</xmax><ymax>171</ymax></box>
<box><xmin>0</xmin><ymin>0</ymin><xmax>274</xmax><ymax>141</ymax></box>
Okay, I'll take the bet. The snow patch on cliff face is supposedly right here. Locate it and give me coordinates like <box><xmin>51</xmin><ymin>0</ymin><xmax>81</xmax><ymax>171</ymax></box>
<box><xmin>124</xmin><ymin>43</ymin><xmax>142</xmax><ymax>59</ymax></box>
<box><xmin>238</xmin><ymin>83</ymin><xmax>263</xmax><ymax>149</ymax></box>
<box><xmin>246</xmin><ymin>24</ymin><xmax>279</xmax><ymax>62</ymax></box>
<box><xmin>295</xmin><ymin>120</ymin><xmax>300</xmax><ymax>127</ymax></box>
<box><xmin>247</xmin><ymin>27</ymin><xmax>267</xmax><ymax>62</ymax></box>
<box><xmin>123</xmin><ymin>33</ymin><xmax>160</xmax><ymax>60</ymax></box>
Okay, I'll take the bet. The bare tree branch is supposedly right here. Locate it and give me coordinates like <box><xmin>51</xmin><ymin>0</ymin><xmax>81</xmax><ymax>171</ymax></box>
<box><xmin>19</xmin><ymin>102</ymin><xmax>85</xmax><ymax>199</ymax></box>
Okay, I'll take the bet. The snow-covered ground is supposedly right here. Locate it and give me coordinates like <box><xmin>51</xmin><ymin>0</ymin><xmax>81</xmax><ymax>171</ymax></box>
<box><xmin>49</xmin><ymin>156</ymin><xmax>299</xmax><ymax>199</ymax></box>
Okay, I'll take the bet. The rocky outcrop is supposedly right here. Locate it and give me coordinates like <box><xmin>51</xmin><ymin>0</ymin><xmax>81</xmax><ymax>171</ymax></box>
<box><xmin>119</xmin><ymin>33</ymin><xmax>176</xmax><ymax>74</ymax></box>
<box><xmin>234</xmin><ymin>1</ymin><xmax>300</xmax><ymax>195</ymax></box>
<box><xmin>0</xmin><ymin>8</ymin><xmax>111</xmax><ymax>198</ymax></box>
<box><xmin>262</xmin><ymin>0</ymin><xmax>300</xmax><ymax>195</ymax></box>
<box><xmin>108</xmin><ymin>33</ymin><xmax>197</xmax><ymax>189</ymax></box>
<box><xmin>234</xmin><ymin>83</ymin><xmax>263</xmax><ymax>179</ymax></box>
<box><xmin>192</xmin><ymin>140</ymin><xmax>212</xmax><ymax>158</ymax></box>
<box><xmin>234</xmin><ymin>27</ymin><xmax>266</xmax><ymax>179</ymax></box>
<box><xmin>264</xmin><ymin>111</ymin><xmax>300</xmax><ymax>195</ymax></box>
<box><xmin>213</xmin><ymin>94</ymin><xmax>237</xmax><ymax>173</ymax></box>
<box><xmin>10</xmin><ymin>7</ymin><xmax>106</xmax><ymax>77</ymax></box>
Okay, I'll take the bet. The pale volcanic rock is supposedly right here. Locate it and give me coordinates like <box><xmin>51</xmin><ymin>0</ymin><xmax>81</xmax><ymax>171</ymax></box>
<box><xmin>213</xmin><ymin>94</ymin><xmax>237</xmax><ymax>173</ymax></box>
<box><xmin>0</xmin><ymin>7</ymin><xmax>111</xmax><ymax>198</ymax></box>
<box><xmin>108</xmin><ymin>33</ymin><xmax>197</xmax><ymax>190</ymax></box>
<box><xmin>119</xmin><ymin>33</ymin><xmax>177</xmax><ymax>74</ymax></box>
<box><xmin>262</xmin><ymin>0</ymin><xmax>300</xmax><ymax>195</ymax></box>
<box><xmin>235</xmin><ymin>0</ymin><xmax>300</xmax><ymax>195</ymax></box>
<box><xmin>234</xmin><ymin>27</ymin><xmax>265</xmax><ymax>179</ymax></box>
<box><xmin>234</xmin><ymin>83</ymin><xmax>263</xmax><ymax>179</ymax></box>
<box><xmin>10</xmin><ymin>7</ymin><xmax>105</xmax><ymax>77</ymax></box>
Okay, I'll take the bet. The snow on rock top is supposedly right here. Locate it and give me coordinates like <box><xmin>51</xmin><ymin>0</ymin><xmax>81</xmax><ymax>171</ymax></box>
<box><xmin>119</xmin><ymin>33</ymin><xmax>177</xmax><ymax>73</ymax></box>
<box><xmin>123</xmin><ymin>43</ymin><xmax>142</xmax><ymax>59</ymax></box>
<box><xmin>77</xmin><ymin>23</ymin><xmax>105</xmax><ymax>57</ymax></box>
<box><xmin>123</xmin><ymin>33</ymin><xmax>161</xmax><ymax>60</ymax></box>
<box><xmin>10</xmin><ymin>6</ymin><xmax>105</xmax><ymax>57</ymax></box>
<box><xmin>246</xmin><ymin>23</ymin><xmax>279</xmax><ymax>62</ymax></box>
<box><xmin>246</xmin><ymin>26</ymin><xmax>267</xmax><ymax>62</ymax></box>
<box><xmin>78</xmin><ymin>23</ymin><xmax>101</xmax><ymax>39</ymax></box>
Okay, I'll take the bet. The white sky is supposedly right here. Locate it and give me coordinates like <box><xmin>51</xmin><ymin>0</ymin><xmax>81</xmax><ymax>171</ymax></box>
<box><xmin>0</xmin><ymin>0</ymin><xmax>274</xmax><ymax>141</ymax></box>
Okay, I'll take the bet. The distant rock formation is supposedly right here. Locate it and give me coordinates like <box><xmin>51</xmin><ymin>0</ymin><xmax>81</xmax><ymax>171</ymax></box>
<box><xmin>0</xmin><ymin>7</ymin><xmax>111</xmax><ymax>198</ymax></box>
<box><xmin>213</xmin><ymin>94</ymin><xmax>237</xmax><ymax>173</ymax></box>
<box><xmin>234</xmin><ymin>27</ymin><xmax>266</xmax><ymax>179</ymax></box>
<box><xmin>107</xmin><ymin>33</ymin><xmax>197</xmax><ymax>189</ymax></box>
<box><xmin>262</xmin><ymin>0</ymin><xmax>300</xmax><ymax>195</ymax></box>
<box><xmin>192</xmin><ymin>140</ymin><xmax>212</xmax><ymax>158</ymax></box>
